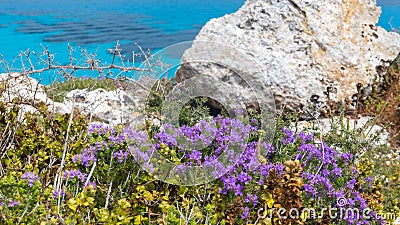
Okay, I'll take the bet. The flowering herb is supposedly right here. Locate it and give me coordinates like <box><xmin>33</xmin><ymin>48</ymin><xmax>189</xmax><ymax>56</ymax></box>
<box><xmin>21</xmin><ymin>172</ymin><xmax>39</xmax><ymax>188</ymax></box>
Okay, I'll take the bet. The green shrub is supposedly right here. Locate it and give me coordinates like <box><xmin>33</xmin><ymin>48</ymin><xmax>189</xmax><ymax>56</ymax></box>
<box><xmin>0</xmin><ymin>67</ymin><xmax>399</xmax><ymax>225</ymax></box>
<box><xmin>45</xmin><ymin>76</ymin><xmax>129</xmax><ymax>102</ymax></box>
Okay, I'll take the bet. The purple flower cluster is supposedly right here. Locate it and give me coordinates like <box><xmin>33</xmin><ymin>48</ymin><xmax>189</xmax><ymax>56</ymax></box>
<box><xmin>244</xmin><ymin>193</ymin><xmax>258</xmax><ymax>206</ymax></box>
<box><xmin>0</xmin><ymin>200</ymin><xmax>19</xmax><ymax>207</ymax></box>
<box><xmin>292</xmin><ymin>131</ymin><xmax>383</xmax><ymax>225</ymax></box>
<box><xmin>74</xmin><ymin>124</ymin><xmax>149</xmax><ymax>167</ymax></box>
<box><xmin>218</xmin><ymin>139</ymin><xmax>276</xmax><ymax>197</ymax></box>
<box><xmin>215</xmin><ymin>128</ymin><xmax>383</xmax><ymax>223</ymax></box>
<box><xmin>21</xmin><ymin>172</ymin><xmax>39</xmax><ymax>187</ymax></box>
<box><xmin>150</xmin><ymin>117</ymin><xmax>257</xmax><ymax>179</ymax></box>
<box><xmin>75</xmin><ymin>118</ymin><xmax>384</xmax><ymax>224</ymax></box>
<box><xmin>114</xmin><ymin>148</ymin><xmax>131</xmax><ymax>163</ymax></box>
<box><xmin>84</xmin><ymin>181</ymin><xmax>97</xmax><ymax>189</ymax></box>
<box><xmin>52</xmin><ymin>189</ymin><xmax>65</xmax><ymax>199</ymax></box>
<box><xmin>8</xmin><ymin>200</ymin><xmax>19</xmax><ymax>207</ymax></box>
<box><xmin>77</xmin><ymin>117</ymin><xmax>262</xmax><ymax>187</ymax></box>
<box><xmin>73</xmin><ymin>145</ymin><xmax>98</xmax><ymax>167</ymax></box>
<box><xmin>281</xmin><ymin>128</ymin><xmax>296</xmax><ymax>145</ymax></box>
<box><xmin>63</xmin><ymin>169</ymin><xmax>87</xmax><ymax>183</ymax></box>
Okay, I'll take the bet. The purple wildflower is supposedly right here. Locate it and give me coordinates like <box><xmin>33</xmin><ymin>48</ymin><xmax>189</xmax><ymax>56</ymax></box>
<box><xmin>238</xmin><ymin>171</ymin><xmax>252</xmax><ymax>183</ymax></box>
<box><xmin>63</xmin><ymin>169</ymin><xmax>87</xmax><ymax>183</ymax></box>
<box><xmin>332</xmin><ymin>166</ymin><xmax>342</xmax><ymax>177</ymax></box>
<box><xmin>8</xmin><ymin>200</ymin><xmax>19</xmax><ymax>207</ymax></box>
<box><xmin>21</xmin><ymin>172</ymin><xmax>39</xmax><ymax>187</ymax></box>
<box><xmin>188</xmin><ymin>150</ymin><xmax>202</xmax><ymax>162</ymax></box>
<box><xmin>281</xmin><ymin>128</ymin><xmax>296</xmax><ymax>145</ymax></box>
<box><xmin>52</xmin><ymin>189</ymin><xmax>65</xmax><ymax>199</ymax></box>
<box><xmin>114</xmin><ymin>149</ymin><xmax>130</xmax><ymax>163</ymax></box>
<box><xmin>244</xmin><ymin>194</ymin><xmax>252</xmax><ymax>203</ymax></box>
<box><xmin>242</xmin><ymin>207</ymin><xmax>250</xmax><ymax>219</ymax></box>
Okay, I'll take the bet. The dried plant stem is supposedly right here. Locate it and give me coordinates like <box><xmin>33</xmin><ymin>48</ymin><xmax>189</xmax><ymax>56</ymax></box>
<box><xmin>56</xmin><ymin>100</ymin><xmax>75</xmax><ymax>217</ymax></box>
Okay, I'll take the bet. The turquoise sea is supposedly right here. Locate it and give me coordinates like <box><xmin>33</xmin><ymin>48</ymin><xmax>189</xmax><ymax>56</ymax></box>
<box><xmin>0</xmin><ymin>0</ymin><xmax>398</xmax><ymax>84</ymax></box>
<box><xmin>378</xmin><ymin>0</ymin><xmax>400</xmax><ymax>30</ymax></box>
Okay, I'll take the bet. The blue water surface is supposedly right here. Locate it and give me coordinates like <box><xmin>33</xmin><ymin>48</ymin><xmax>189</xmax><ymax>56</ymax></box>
<box><xmin>377</xmin><ymin>0</ymin><xmax>400</xmax><ymax>30</ymax></box>
<box><xmin>0</xmin><ymin>0</ymin><xmax>398</xmax><ymax>84</ymax></box>
<box><xmin>0</xmin><ymin>0</ymin><xmax>245</xmax><ymax>83</ymax></box>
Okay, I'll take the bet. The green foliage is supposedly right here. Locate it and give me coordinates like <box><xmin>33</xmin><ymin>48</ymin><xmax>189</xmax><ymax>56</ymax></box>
<box><xmin>144</xmin><ymin>78</ymin><xmax>174</xmax><ymax>115</ymax></box>
<box><xmin>144</xmin><ymin>78</ymin><xmax>230</xmax><ymax>127</ymax></box>
<box><xmin>178</xmin><ymin>97</ymin><xmax>212</xmax><ymax>126</ymax></box>
<box><xmin>1</xmin><ymin>73</ymin><xmax>399</xmax><ymax>224</ymax></box>
<box><xmin>0</xmin><ymin>98</ymin><xmax>89</xmax><ymax>224</ymax></box>
<box><xmin>44</xmin><ymin>76</ymin><xmax>128</xmax><ymax>102</ymax></box>
<box><xmin>362</xmin><ymin>145</ymin><xmax>400</xmax><ymax>223</ymax></box>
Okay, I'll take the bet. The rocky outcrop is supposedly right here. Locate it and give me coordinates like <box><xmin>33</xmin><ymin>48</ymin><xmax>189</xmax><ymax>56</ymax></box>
<box><xmin>0</xmin><ymin>72</ymin><xmax>51</xmax><ymax>105</ymax></box>
<box><xmin>0</xmin><ymin>73</ymin><xmax>143</xmax><ymax>126</ymax></box>
<box><xmin>64</xmin><ymin>88</ymin><xmax>143</xmax><ymax>126</ymax></box>
<box><xmin>0</xmin><ymin>72</ymin><xmax>60</xmax><ymax>120</ymax></box>
<box><xmin>177</xmin><ymin>0</ymin><xmax>400</xmax><ymax>113</ymax></box>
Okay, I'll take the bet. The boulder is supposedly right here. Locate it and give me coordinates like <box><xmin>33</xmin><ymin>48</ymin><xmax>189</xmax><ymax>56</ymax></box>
<box><xmin>0</xmin><ymin>72</ymin><xmax>51</xmax><ymax>105</ymax></box>
<box><xmin>0</xmin><ymin>72</ymin><xmax>57</xmax><ymax>120</ymax></box>
<box><xmin>64</xmin><ymin>88</ymin><xmax>143</xmax><ymax>126</ymax></box>
<box><xmin>0</xmin><ymin>73</ymin><xmax>144</xmax><ymax>126</ymax></box>
<box><xmin>177</xmin><ymin>0</ymin><xmax>400</xmax><ymax>113</ymax></box>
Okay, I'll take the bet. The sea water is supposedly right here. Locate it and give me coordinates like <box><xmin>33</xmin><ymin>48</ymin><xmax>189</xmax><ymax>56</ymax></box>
<box><xmin>378</xmin><ymin>0</ymin><xmax>400</xmax><ymax>30</ymax></box>
<box><xmin>0</xmin><ymin>0</ymin><xmax>398</xmax><ymax>84</ymax></box>
<box><xmin>0</xmin><ymin>0</ymin><xmax>245</xmax><ymax>83</ymax></box>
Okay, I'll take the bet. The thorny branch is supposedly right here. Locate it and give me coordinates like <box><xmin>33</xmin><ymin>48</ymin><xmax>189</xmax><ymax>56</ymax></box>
<box><xmin>0</xmin><ymin>41</ymin><xmax>166</xmax><ymax>82</ymax></box>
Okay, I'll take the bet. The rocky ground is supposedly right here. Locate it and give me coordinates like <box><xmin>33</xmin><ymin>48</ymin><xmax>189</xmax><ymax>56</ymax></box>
<box><xmin>0</xmin><ymin>72</ymin><xmax>149</xmax><ymax>127</ymax></box>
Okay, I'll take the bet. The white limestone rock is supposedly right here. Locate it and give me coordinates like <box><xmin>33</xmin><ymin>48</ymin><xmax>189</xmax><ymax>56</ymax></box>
<box><xmin>0</xmin><ymin>73</ymin><xmax>144</xmax><ymax>126</ymax></box>
<box><xmin>295</xmin><ymin>116</ymin><xmax>390</xmax><ymax>147</ymax></box>
<box><xmin>0</xmin><ymin>72</ymin><xmax>51</xmax><ymax>105</ymax></box>
<box><xmin>0</xmin><ymin>73</ymin><xmax>59</xmax><ymax>120</ymax></box>
<box><xmin>178</xmin><ymin>0</ymin><xmax>400</xmax><ymax>112</ymax></box>
<box><xmin>64</xmin><ymin>88</ymin><xmax>143</xmax><ymax>126</ymax></box>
